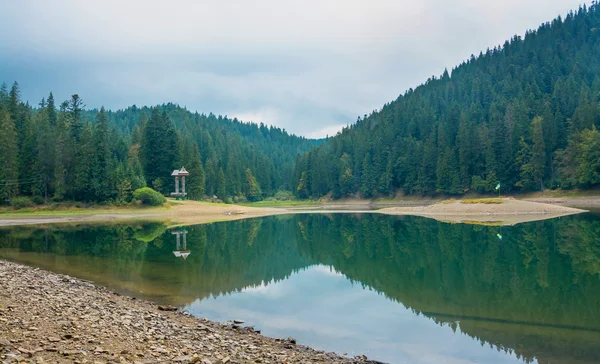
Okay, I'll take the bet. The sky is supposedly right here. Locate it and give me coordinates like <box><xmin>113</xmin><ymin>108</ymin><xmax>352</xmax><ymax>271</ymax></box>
<box><xmin>0</xmin><ymin>0</ymin><xmax>588</xmax><ymax>138</ymax></box>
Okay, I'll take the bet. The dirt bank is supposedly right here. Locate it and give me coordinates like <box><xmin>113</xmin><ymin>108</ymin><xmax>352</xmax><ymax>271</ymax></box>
<box><xmin>378</xmin><ymin>198</ymin><xmax>586</xmax><ymax>225</ymax></box>
<box><xmin>0</xmin><ymin>260</ymin><xmax>373</xmax><ymax>364</ymax></box>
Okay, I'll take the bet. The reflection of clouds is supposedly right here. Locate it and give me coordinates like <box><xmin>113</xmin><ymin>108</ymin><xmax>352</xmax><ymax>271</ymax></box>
<box><xmin>186</xmin><ymin>265</ymin><xmax>523</xmax><ymax>364</ymax></box>
<box><xmin>398</xmin><ymin>343</ymin><xmax>488</xmax><ymax>364</ymax></box>
<box><xmin>310</xmin><ymin>264</ymin><xmax>344</xmax><ymax>277</ymax></box>
<box><xmin>240</xmin><ymin>282</ymin><xmax>286</xmax><ymax>299</ymax></box>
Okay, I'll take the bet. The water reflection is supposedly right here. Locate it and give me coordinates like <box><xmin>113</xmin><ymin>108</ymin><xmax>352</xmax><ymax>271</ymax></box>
<box><xmin>171</xmin><ymin>228</ymin><xmax>190</xmax><ymax>260</ymax></box>
<box><xmin>0</xmin><ymin>213</ymin><xmax>599</xmax><ymax>363</ymax></box>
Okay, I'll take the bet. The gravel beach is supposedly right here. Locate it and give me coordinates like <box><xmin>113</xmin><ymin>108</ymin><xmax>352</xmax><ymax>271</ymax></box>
<box><xmin>0</xmin><ymin>260</ymin><xmax>373</xmax><ymax>364</ymax></box>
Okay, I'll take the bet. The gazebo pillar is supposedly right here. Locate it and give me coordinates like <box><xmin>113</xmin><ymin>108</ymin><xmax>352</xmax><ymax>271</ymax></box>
<box><xmin>181</xmin><ymin>176</ymin><xmax>186</xmax><ymax>196</ymax></box>
<box><xmin>175</xmin><ymin>176</ymin><xmax>179</xmax><ymax>194</ymax></box>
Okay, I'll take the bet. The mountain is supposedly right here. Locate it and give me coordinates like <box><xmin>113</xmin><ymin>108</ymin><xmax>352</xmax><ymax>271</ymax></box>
<box><xmin>0</xmin><ymin>88</ymin><xmax>318</xmax><ymax>204</ymax></box>
<box><xmin>294</xmin><ymin>4</ymin><xmax>600</xmax><ymax>199</ymax></box>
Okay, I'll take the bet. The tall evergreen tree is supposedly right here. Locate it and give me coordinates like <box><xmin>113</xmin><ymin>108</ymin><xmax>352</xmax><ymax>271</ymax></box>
<box><xmin>92</xmin><ymin>107</ymin><xmax>111</xmax><ymax>200</ymax></box>
<box><xmin>244</xmin><ymin>168</ymin><xmax>262</xmax><ymax>202</ymax></box>
<box><xmin>46</xmin><ymin>92</ymin><xmax>57</xmax><ymax>126</ymax></box>
<box><xmin>0</xmin><ymin>108</ymin><xmax>19</xmax><ymax>203</ymax></box>
<box><xmin>67</xmin><ymin>94</ymin><xmax>85</xmax><ymax>141</ymax></box>
<box><xmin>187</xmin><ymin>143</ymin><xmax>206</xmax><ymax>200</ymax></box>
<box><xmin>531</xmin><ymin>116</ymin><xmax>546</xmax><ymax>190</ymax></box>
<box><xmin>140</xmin><ymin>108</ymin><xmax>178</xmax><ymax>194</ymax></box>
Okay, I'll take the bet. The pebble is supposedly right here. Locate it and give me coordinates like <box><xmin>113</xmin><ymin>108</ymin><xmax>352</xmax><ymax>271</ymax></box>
<box><xmin>0</xmin><ymin>260</ymin><xmax>374</xmax><ymax>364</ymax></box>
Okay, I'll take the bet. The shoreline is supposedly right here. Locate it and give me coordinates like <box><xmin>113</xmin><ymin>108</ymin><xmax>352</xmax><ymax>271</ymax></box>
<box><xmin>0</xmin><ymin>260</ymin><xmax>373</xmax><ymax>364</ymax></box>
<box><xmin>0</xmin><ymin>197</ymin><xmax>592</xmax><ymax>227</ymax></box>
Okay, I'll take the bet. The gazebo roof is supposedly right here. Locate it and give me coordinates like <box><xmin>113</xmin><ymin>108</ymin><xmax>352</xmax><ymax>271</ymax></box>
<box><xmin>171</xmin><ymin>170</ymin><xmax>180</xmax><ymax>176</ymax></box>
<box><xmin>178</xmin><ymin>167</ymin><xmax>189</xmax><ymax>176</ymax></box>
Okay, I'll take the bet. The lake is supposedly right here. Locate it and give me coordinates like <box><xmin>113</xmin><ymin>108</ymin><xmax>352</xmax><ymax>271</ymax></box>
<box><xmin>1</xmin><ymin>213</ymin><xmax>600</xmax><ymax>364</ymax></box>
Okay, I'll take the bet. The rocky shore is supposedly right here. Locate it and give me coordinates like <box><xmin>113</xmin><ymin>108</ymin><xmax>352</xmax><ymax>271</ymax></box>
<box><xmin>0</xmin><ymin>260</ymin><xmax>373</xmax><ymax>364</ymax></box>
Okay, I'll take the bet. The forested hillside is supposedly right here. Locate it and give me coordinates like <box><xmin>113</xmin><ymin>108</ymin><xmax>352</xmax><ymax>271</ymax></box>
<box><xmin>0</xmin><ymin>86</ymin><xmax>316</xmax><ymax>205</ymax></box>
<box><xmin>294</xmin><ymin>4</ymin><xmax>600</xmax><ymax>198</ymax></box>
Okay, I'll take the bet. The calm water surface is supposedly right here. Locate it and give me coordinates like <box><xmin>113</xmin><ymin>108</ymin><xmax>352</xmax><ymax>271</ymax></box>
<box><xmin>1</xmin><ymin>213</ymin><xmax>600</xmax><ymax>364</ymax></box>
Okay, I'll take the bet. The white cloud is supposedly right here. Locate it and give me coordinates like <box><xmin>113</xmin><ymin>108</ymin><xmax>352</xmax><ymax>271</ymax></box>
<box><xmin>0</xmin><ymin>0</ymin><xmax>589</xmax><ymax>136</ymax></box>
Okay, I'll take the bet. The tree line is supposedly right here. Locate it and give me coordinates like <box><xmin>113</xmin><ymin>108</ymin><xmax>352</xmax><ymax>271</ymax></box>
<box><xmin>0</xmin><ymin>86</ymin><xmax>316</xmax><ymax>205</ymax></box>
<box><xmin>294</xmin><ymin>3</ymin><xmax>600</xmax><ymax>198</ymax></box>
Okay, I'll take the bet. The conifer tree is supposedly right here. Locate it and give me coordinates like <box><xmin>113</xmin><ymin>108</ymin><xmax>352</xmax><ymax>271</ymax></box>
<box><xmin>46</xmin><ymin>92</ymin><xmax>57</xmax><ymax>126</ymax></box>
<box><xmin>92</xmin><ymin>107</ymin><xmax>111</xmax><ymax>200</ymax></box>
<box><xmin>140</xmin><ymin>108</ymin><xmax>178</xmax><ymax>194</ymax></box>
<box><xmin>187</xmin><ymin>143</ymin><xmax>206</xmax><ymax>200</ymax></box>
<box><xmin>0</xmin><ymin>108</ymin><xmax>19</xmax><ymax>204</ymax></box>
<box><xmin>19</xmin><ymin>111</ymin><xmax>40</xmax><ymax>196</ymax></box>
<box><xmin>72</xmin><ymin>123</ymin><xmax>94</xmax><ymax>201</ymax></box>
<box><xmin>244</xmin><ymin>168</ymin><xmax>262</xmax><ymax>202</ymax></box>
<box><xmin>67</xmin><ymin>94</ymin><xmax>85</xmax><ymax>141</ymax></box>
<box><xmin>216</xmin><ymin>168</ymin><xmax>226</xmax><ymax>199</ymax></box>
<box><xmin>531</xmin><ymin>116</ymin><xmax>546</xmax><ymax>190</ymax></box>
<box><xmin>35</xmin><ymin>107</ymin><xmax>55</xmax><ymax>202</ymax></box>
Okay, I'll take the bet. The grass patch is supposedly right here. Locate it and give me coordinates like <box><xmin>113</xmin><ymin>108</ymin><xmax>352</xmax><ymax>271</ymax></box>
<box><xmin>0</xmin><ymin>203</ymin><xmax>170</xmax><ymax>217</ymax></box>
<box><xmin>440</xmin><ymin>199</ymin><xmax>457</xmax><ymax>204</ymax></box>
<box><xmin>461</xmin><ymin>220</ymin><xmax>505</xmax><ymax>226</ymax></box>
<box><xmin>239</xmin><ymin>200</ymin><xmax>321</xmax><ymax>208</ymax></box>
<box><xmin>461</xmin><ymin>198</ymin><xmax>504</xmax><ymax>205</ymax></box>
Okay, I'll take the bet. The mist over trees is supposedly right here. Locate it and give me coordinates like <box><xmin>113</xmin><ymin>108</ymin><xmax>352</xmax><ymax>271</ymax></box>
<box><xmin>294</xmin><ymin>4</ymin><xmax>600</xmax><ymax>198</ymax></box>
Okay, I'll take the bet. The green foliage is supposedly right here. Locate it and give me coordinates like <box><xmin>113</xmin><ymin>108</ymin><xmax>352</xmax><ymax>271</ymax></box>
<box><xmin>0</xmin><ymin>84</ymin><xmax>315</xmax><ymax>205</ymax></box>
<box><xmin>141</xmin><ymin>109</ymin><xmax>178</xmax><ymax>194</ymax></box>
<box><xmin>555</xmin><ymin>127</ymin><xmax>600</xmax><ymax>188</ymax></box>
<box><xmin>296</xmin><ymin>171</ymin><xmax>309</xmax><ymax>198</ymax></box>
<box><xmin>0</xmin><ymin>108</ymin><xmax>19</xmax><ymax>204</ymax></box>
<box><xmin>273</xmin><ymin>190</ymin><xmax>295</xmax><ymax>201</ymax></box>
<box><xmin>117</xmin><ymin>179</ymin><xmax>132</xmax><ymax>203</ymax></box>
<box><xmin>187</xmin><ymin>143</ymin><xmax>206</xmax><ymax>200</ymax></box>
<box><xmin>10</xmin><ymin>196</ymin><xmax>33</xmax><ymax>209</ymax></box>
<box><xmin>574</xmin><ymin>127</ymin><xmax>600</xmax><ymax>186</ymax></box>
<box><xmin>295</xmin><ymin>4</ymin><xmax>600</xmax><ymax>198</ymax></box>
<box><xmin>244</xmin><ymin>168</ymin><xmax>262</xmax><ymax>202</ymax></box>
<box><xmin>132</xmin><ymin>187</ymin><xmax>166</xmax><ymax>206</ymax></box>
<box><xmin>91</xmin><ymin>107</ymin><xmax>111</xmax><ymax>201</ymax></box>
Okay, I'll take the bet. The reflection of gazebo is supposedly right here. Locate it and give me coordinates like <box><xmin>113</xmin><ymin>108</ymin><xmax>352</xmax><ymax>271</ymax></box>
<box><xmin>171</xmin><ymin>229</ymin><xmax>190</xmax><ymax>260</ymax></box>
<box><xmin>170</xmin><ymin>167</ymin><xmax>189</xmax><ymax>200</ymax></box>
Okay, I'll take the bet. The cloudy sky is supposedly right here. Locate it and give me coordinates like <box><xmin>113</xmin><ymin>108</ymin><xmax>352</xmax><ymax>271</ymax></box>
<box><xmin>0</xmin><ymin>0</ymin><xmax>587</xmax><ymax>138</ymax></box>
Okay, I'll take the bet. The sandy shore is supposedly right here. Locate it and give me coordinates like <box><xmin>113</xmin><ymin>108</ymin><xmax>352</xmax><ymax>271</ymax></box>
<box><xmin>378</xmin><ymin>198</ymin><xmax>586</xmax><ymax>225</ymax></box>
<box><xmin>0</xmin><ymin>260</ymin><xmax>373</xmax><ymax>364</ymax></box>
<box><xmin>0</xmin><ymin>201</ymin><xmax>287</xmax><ymax>228</ymax></box>
<box><xmin>0</xmin><ymin>197</ymin><xmax>590</xmax><ymax>228</ymax></box>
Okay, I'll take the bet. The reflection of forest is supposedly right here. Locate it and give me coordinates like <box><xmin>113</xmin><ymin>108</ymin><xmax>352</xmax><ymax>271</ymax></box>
<box><xmin>1</xmin><ymin>213</ymin><xmax>599</xmax><ymax>363</ymax></box>
<box><xmin>293</xmin><ymin>213</ymin><xmax>600</xmax><ymax>364</ymax></box>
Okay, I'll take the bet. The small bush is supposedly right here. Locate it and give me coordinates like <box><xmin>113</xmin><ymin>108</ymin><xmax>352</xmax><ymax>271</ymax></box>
<box><xmin>273</xmin><ymin>190</ymin><xmax>295</xmax><ymax>201</ymax></box>
<box><xmin>31</xmin><ymin>195</ymin><xmax>45</xmax><ymax>205</ymax></box>
<box><xmin>233</xmin><ymin>194</ymin><xmax>247</xmax><ymax>204</ymax></box>
<box><xmin>133</xmin><ymin>187</ymin><xmax>166</xmax><ymax>206</ymax></box>
<box><xmin>10</xmin><ymin>196</ymin><xmax>33</xmax><ymax>210</ymax></box>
